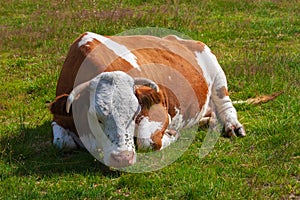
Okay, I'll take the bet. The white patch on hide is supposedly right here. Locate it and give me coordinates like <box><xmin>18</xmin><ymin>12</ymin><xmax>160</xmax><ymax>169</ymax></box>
<box><xmin>79</xmin><ymin>32</ymin><xmax>141</xmax><ymax>71</ymax></box>
<box><xmin>51</xmin><ymin>122</ymin><xmax>77</xmax><ymax>150</ymax></box>
<box><xmin>168</xmin><ymin>35</ymin><xmax>184</xmax><ymax>41</ymax></box>
<box><xmin>136</xmin><ymin>117</ymin><xmax>162</xmax><ymax>150</ymax></box>
<box><xmin>194</xmin><ymin>46</ymin><xmax>242</xmax><ymax>133</ymax></box>
<box><xmin>194</xmin><ymin>46</ymin><xmax>224</xmax><ymax>86</ymax></box>
<box><xmin>161</xmin><ymin>130</ymin><xmax>179</xmax><ymax>150</ymax></box>
<box><xmin>78</xmin><ymin>34</ymin><xmax>94</xmax><ymax>47</ymax></box>
<box><xmin>168</xmin><ymin>107</ymin><xmax>184</xmax><ymax>131</ymax></box>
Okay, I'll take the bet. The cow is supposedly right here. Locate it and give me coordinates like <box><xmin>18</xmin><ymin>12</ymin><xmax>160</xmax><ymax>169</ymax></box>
<box><xmin>50</xmin><ymin>32</ymin><xmax>245</xmax><ymax>168</ymax></box>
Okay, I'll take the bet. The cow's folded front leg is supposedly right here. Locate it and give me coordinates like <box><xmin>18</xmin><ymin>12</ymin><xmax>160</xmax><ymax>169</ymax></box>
<box><xmin>161</xmin><ymin>129</ymin><xmax>180</xmax><ymax>150</ymax></box>
<box><xmin>136</xmin><ymin>129</ymin><xmax>180</xmax><ymax>151</ymax></box>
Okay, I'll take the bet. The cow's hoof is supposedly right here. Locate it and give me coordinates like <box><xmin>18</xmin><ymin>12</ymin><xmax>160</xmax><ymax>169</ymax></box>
<box><xmin>165</xmin><ymin>129</ymin><xmax>180</xmax><ymax>139</ymax></box>
<box><xmin>225</xmin><ymin>126</ymin><xmax>246</xmax><ymax>138</ymax></box>
<box><xmin>235</xmin><ymin>127</ymin><xmax>246</xmax><ymax>137</ymax></box>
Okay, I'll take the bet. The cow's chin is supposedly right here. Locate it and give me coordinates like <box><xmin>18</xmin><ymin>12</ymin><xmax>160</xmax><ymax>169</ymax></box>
<box><xmin>104</xmin><ymin>149</ymin><xmax>136</xmax><ymax>168</ymax></box>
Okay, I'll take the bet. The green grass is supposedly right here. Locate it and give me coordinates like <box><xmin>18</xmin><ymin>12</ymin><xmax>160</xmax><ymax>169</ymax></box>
<box><xmin>1</xmin><ymin>0</ymin><xmax>299</xmax><ymax>199</ymax></box>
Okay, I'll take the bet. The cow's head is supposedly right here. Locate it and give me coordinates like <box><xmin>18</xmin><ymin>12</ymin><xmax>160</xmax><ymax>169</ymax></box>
<box><xmin>66</xmin><ymin>71</ymin><xmax>165</xmax><ymax>168</ymax></box>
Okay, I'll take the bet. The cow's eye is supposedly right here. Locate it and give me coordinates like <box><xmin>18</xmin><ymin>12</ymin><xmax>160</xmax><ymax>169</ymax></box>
<box><xmin>98</xmin><ymin>119</ymin><xmax>103</xmax><ymax>124</ymax></box>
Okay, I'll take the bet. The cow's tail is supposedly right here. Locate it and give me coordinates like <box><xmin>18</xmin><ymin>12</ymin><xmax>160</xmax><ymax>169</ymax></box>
<box><xmin>232</xmin><ymin>91</ymin><xmax>284</xmax><ymax>105</ymax></box>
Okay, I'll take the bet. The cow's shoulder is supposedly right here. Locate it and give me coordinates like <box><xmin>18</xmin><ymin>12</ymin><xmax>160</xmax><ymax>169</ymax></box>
<box><xmin>75</xmin><ymin>32</ymin><xmax>105</xmax><ymax>55</ymax></box>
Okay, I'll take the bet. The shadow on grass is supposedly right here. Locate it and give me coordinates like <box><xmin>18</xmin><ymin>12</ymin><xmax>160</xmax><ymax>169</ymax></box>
<box><xmin>0</xmin><ymin>120</ymin><xmax>121</xmax><ymax>179</ymax></box>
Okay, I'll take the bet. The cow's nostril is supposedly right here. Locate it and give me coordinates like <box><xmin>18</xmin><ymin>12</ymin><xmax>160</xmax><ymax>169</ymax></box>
<box><xmin>123</xmin><ymin>150</ymin><xmax>133</xmax><ymax>158</ymax></box>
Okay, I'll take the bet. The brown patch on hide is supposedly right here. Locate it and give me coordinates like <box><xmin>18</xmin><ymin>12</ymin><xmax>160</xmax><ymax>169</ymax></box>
<box><xmin>105</xmin><ymin>56</ymin><xmax>135</xmax><ymax>73</ymax></box>
<box><xmin>196</xmin><ymin>41</ymin><xmax>206</xmax><ymax>52</ymax></box>
<box><xmin>50</xmin><ymin>94</ymin><xmax>71</xmax><ymax>116</ymax></box>
<box><xmin>53</xmin><ymin>115</ymin><xmax>77</xmax><ymax>135</ymax></box>
<box><xmin>55</xmin><ymin>33</ymin><xmax>95</xmax><ymax>96</ymax></box>
<box><xmin>158</xmin><ymin>85</ymin><xmax>180</xmax><ymax>118</ymax></box>
<box><xmin>151</xmin><ymin>130</ymin><xmax>164</xmax><ymax>150</ymax></box>
<box><xmin>163</xmin><ymin>35</ymin><xmax>206</xmax><ymax>53</ymax></box>
<box><xmin>79</xmin><ymin>39</ymin><xmax>101</xmax><ymax>55</ymax></box>
<box><xmin>133</xmin><ymin>48</ymin><xmax>208</xmax><ymax>113</ymax></box>
<box><xmin>50</xmin><ymin>94</ymin><xmax>78</xmax><ymax>135</ymax></box>
<box><xmin>149</xmin><ymin>104</ymin><xmax>169</xmax><ymax>150</ymax></box>
<box><xmin>135</xmin><ymin>87</ymin><xmax>169</xmax><ymax>150</ymax></box>
<box><xmin>135</xmin><ymin>86</ymin><xmax>165</xmax><ymax>125</ymax></box>
<box><xmin>55</xmin><ymin>33</ymin><xmax>132</xmax><ymax>97</ymax></box>
<box><xmin>135</xmin><ymin>86</ymin><xmax>162</xmax><ymax>109</ymax></box>
<box><xmin>216</xmin><ymin>86</ymin><xmax>229</xmax><ymax>99</ymax></box>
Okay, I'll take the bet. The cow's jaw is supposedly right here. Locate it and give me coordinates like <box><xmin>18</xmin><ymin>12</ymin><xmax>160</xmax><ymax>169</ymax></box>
<box><xmin>88</xmin><ymin>107</ymin><xmax>137</xmax><ymax>168</ymax></box>
<box><xmin>101</xmin><ymin>115</ymin><xmax>137</xmax><ymax>168</ymax></box>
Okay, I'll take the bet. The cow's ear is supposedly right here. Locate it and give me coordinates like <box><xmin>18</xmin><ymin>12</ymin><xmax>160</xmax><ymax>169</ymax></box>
<box><xmin>135</xmin><ymin>86</ymin><xmax>162</xmax><ymax>109</ymax></box>
<box><xmin>50</xmin><ymin>94</ymin><xmax>72</xmax><ymax>116</ymax></box>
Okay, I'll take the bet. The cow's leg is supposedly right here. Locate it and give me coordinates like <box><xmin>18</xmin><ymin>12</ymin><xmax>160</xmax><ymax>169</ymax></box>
<box><xmin>136</xmin><ymin>128</ymin><xmax>179</xmax><ymax>151</ymax></box>
<box><xmin>194</xmin><ymin>45</ymin><xmax>245</xmax><ymax>137</ymax></box>
<box><xmin>211</xmin><ymin>71</ymin><xmax>246</xmax><ymax>137</ymax></box>
<box><xmin>136</xmin><ymin>115</ymin><xmax>179</xmax><ymax>151</ymax></box>
<box><xmin>51</xmin><ymin>121</ymin><xmax>78</xmax><ymax>149</ymax></box>
<box><xmin>161</xmin><ymin>129</ymin><xmax>180</xmax><ymax>149</ymax></box>
<box><xmin>199</xmin><ymin>101</ymin><xmax>213</xmax><ymax>127</ymax></box>
<box><xmin>136</xmin><ymin>103</ymin><xmax>180</xmax><ymax>151</ymax></box>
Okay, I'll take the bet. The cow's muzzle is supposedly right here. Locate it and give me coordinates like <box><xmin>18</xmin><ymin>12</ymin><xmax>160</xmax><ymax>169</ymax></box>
<box><xmin>109</xmin><ymin>150</ymin><xmax>136</xmax><ymax>168</ymax></box>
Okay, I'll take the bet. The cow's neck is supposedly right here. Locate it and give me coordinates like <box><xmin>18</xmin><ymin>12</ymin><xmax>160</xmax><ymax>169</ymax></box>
<box><xmin>158</xmin><ymin>85</ymin><xmax>180</xmax><ymax>119</ymax></box>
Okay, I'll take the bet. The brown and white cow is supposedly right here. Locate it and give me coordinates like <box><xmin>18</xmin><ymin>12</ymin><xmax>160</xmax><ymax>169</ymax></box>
<box><xmin>50</xmin><ymin>32</ymin><xmax>245</xmax><ymax>168</ymax></box>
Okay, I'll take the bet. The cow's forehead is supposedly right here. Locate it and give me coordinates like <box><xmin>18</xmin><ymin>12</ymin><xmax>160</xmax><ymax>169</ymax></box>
<box><xmin>93</xmin><ymin>71</ymin><xmax>134</xmax><ymax>86</ymax></box>
<box><xmin>92</xmin><ymin>72</ymin><xmax>138</xmax><ymax>118</ymax></box>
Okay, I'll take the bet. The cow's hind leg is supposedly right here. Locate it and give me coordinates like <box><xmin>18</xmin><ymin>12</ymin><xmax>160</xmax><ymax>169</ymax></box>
<box><xmin>195</xmin><ymin>45</ymin><xmax>245</xmax><ymax>137</ymax></box>
<box><xmin>211</xmin><ymin>71</ymin><xmax>246</xmax><ymax>137</ymax></box>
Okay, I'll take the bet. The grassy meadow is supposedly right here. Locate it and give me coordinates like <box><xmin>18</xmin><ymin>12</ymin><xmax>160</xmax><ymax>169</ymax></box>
<box><xmin>0</xmin><ymin>0</ymin><xmax>299</xmax><ymax>199</ymax></box>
